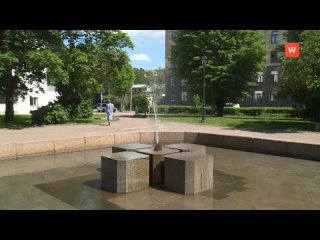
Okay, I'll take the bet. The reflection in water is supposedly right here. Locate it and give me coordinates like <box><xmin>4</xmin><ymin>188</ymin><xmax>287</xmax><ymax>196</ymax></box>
<box><xmin>201</xmin><ymin>169</ymin><xmax>248</xmax><ymax>200</ymax></box>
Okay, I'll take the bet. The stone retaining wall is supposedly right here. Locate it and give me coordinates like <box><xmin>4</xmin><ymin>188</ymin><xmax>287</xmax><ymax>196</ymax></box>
<box><xmin>1</xmin><ymin>131</ymin><xmax>319</xmax><ymax>161</ymax></box>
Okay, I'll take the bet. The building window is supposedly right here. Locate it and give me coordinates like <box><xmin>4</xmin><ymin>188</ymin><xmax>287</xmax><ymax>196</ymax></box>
<box><xmin>132</xmin><ymin>88</ymin><xmax>139</xmax><ymax>94</ymax></box>
<box><xmin>171</xmin><ymin>92</ymin><xmax>175</xmax><ymax>102</ymax></box>
<box><xmin>30</xmin><ymin>97</ymin><xmax>38</xmax><ymax>107</ymax></box>
<box><xmin>271</xmin><ymin>71</ymin><xmax>278</xmax><ymax>82</ymax></box>
<box><xmin>271</xmin><ymin>31</ymin><xmax>279</xmax><ymax>44</ymax></box>
<box><xmin>270</xmin><ymin>51</ymin><xmax>278</xmax><ymax>63</ymax></box>
<box><xmin>170</xmin><ymin>60</ymin><xmax>176</xmax><ymax>72</ymax></box>
<box><xmin>181</xmin><ymin>79</ymin><xmax>187</xmax><ymax>86</ymax></box>
<box><xmin>254</xmin><ymin>91</ymin><xmax>263</xmax><ymax>101</ymax></box>
<box><xmin>270</xmin><ymin>91</ymin><xmax>277</xmax><ymax>102</ymax></box>
<box><xmin>257</xmin><ymin>72</ymin><xmax>263</xmax><ymax>83</ymax></box>
<box><xmin>170</xmin><ymin>77</ymin><xmax>175</xmax><ymax>86</ymax></box>
<box><xmin>181</xmin><ymin>92</ymin><xmax>187</xmax><ymax>101</ymax></box>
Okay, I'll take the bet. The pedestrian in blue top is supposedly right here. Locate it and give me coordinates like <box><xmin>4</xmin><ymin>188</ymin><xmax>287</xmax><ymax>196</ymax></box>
<box><xmin>106</xmin><ymin>99</ymin><xmax>114</xmax><ymax>126</ymax></box>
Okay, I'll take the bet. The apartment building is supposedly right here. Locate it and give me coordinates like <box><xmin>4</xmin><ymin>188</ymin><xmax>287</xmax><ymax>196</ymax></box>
<box><xmin>164</xmin><ymin>30</ymin><xmax>290</xmax><ymax>107</ymax></box>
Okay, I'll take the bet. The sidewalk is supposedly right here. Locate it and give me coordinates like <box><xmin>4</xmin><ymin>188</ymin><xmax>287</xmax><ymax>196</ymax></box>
<box><xmin>0</xmin><ymin>112</ymin><xmax>319</xmax><ymax>145</ymax></box>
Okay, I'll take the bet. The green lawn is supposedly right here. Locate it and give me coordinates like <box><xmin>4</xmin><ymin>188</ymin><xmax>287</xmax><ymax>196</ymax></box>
<box><xmin>150</xmin><ymin>115</ymin><xmax>316</xmax><ymax>132</ymax></box>
<box><xmin>0</xmin><ymin>114</ymin><xmax>118</xmax><ymax>129</ymax></box>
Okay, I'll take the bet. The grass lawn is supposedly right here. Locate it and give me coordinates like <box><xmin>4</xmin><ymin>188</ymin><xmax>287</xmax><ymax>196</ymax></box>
<box><xmin>150</xmin><ymin>115</ymin><xmax>316</xmax><ymax>132</ymax></box>
<box><xmin>0</xmin><ymin>114</ymin><xmax>119</xmax><ymax>129</ymax></box>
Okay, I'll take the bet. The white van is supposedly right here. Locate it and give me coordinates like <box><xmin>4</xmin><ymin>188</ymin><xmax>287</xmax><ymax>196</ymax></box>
<box><xmin>97</xmin><ymin>103</ymin><xmax>107</xmax><ymax>112</ymax></box>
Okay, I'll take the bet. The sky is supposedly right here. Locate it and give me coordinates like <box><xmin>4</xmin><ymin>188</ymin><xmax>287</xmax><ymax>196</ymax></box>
<box><xmin>121</xmin><ymin>30</ymin><xmax>165</xmax><ymax>70</ymax></box>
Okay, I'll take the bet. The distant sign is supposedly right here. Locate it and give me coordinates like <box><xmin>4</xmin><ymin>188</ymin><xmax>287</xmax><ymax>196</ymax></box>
<box><xmin>285</xmin><ymin>43</ymin><xmax>300</xmax><ymax>58</ymax></box>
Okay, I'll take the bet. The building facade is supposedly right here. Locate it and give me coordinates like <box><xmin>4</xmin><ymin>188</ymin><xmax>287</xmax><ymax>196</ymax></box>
<box><xmin>165</xmin><ymin>30</ymin><xmax>193</xmax><ymax>105</ymax></box>
<box><xmin>164</xmin><ymin>30</ymin><xmax>290</xmax><ymax>107</ymax></box>
<box><xmin>240</xmin><ymin>30</ymin><xmax>289</xmax><ymax>107</ymax></box>
<box><xmin>0</xmin><ymin>82</ymin><xmax>59</xmax><ymax>115</ymax></box>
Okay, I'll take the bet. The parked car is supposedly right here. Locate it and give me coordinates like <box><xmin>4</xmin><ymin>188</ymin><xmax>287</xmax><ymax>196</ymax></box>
<box><xmin>97</xmin><ymin>103</ymin><xmax>117</xmax><ymax>113</ymax></box>
<box><xmin>225</xmin><ymin>103</ymin><xmax>240</xmax><ymax>108</ymax></box>
<box><xmin>97</xmin><ymin>103</ymin><xmax>107</xmax><ymax>112</ymax></box>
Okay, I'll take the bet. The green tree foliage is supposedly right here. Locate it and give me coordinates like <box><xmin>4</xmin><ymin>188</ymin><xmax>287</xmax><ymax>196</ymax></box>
<box><xmin>133</xmin><ymin>68</ymin><xmax>148</xmax><ymax>84</ymax></box>
<box><xmin>134</xmin><ymin>93</ymin><xmax>149</xmax><ymax>115</ymax></box>
<box><xmin>133</xmin><ymin>67</ymin><xmax>165</xmax><ymax>85</ymax></box>
<box><xmin>279</xmin><ymin>30</ymin><xmax>320</xmax><ymax>123</ymax></box>
<box><xmin>172</xmin><ymin>30</ymin><xmax>266</xmax><ymax>116</ymax></box>
<box><xmin>0</xmin><ymin>30</ymin><xmax>66</xmax><ymax>122</ymax></box>
<box><xmin>31</xmin><ymin>102</ymin><xmax>69</xmax><ymax>125</ymax></box>
<box><xmin>110</xmin><ymin>63</ymin><xmax>135</xmax><ymax>111</ymax></box>
<box><xmin>56</xmin><ymin>30</ymin><xmax>133</xmax><ymax>118</ymax></box>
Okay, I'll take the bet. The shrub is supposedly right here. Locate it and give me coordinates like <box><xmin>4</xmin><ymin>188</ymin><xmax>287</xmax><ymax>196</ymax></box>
<box><xmin>73</xmin><ymin>99</ymin><xmax>93</xmax><ymax>119</ymax></box>
<box><xmin>31</xmin><ymin>102</ymin><xmax>69</xmax><ymax>125</ymax></box>
<box><xmin>134</xmin><ymin>94</ymin><xmax>149</xmax><ymax>114</ymax></box>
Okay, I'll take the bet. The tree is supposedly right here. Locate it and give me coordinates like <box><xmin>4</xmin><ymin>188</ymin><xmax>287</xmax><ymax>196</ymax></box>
<box><xmin>0</xmin><ymin>30</ymin><xmax>67</xmax><ymax>123</ymax></box>
<box><xmin>55</xmin><ymin>30</ymin><xmax>133</xmax><ymax>118</ymax></box>
<box><xmin>278</xmin><ymin>30</ymin><xmax>320</xmax><ymax>126</ymax></box>
<box><xmin>172</xmin><ymin>30</ymin><xmax>266</xmax><ymax>116</ymax></box>
<box><xmin>133</xmin><ymin>68</ymin><xmax>148</xmax><ymax>84</ymax></box>
<box><xmin>110</xmin><ymin>62</ymin><xmax>135</xmax><ymax>111</ymax></box>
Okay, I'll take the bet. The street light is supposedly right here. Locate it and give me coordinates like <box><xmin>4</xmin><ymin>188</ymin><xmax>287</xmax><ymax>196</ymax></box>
<box><xmin>201</xmin><ymin>55</ymin><xmax>208</xmax><ymax>123</ymax></box>
<box><xmin>130</xmin><ymin>85</ymin><xmax>133</xmax><ymax>112</ymax></box>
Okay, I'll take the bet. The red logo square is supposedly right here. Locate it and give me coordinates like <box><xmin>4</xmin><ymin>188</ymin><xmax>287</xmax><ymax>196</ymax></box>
<box><xmin>285</xmin><ymin>43</ymin><xmax>300</xmax><ymax>58</ymax></box>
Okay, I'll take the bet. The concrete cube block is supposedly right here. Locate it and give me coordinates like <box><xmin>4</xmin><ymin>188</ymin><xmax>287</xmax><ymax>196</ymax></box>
<box><xmin>101</xmin><ymin>152</ymin><xmax>149</xmax><ymax>193</ymax></box>
<box><xmin>136</xmin><ymin>147</ymin><xmax>180</xmax><ymax>185</ymax></box>
<box><xmin>164</xmin><ymin>152</ymin><xmax>214</xmax><ymax>194</ymax></box>
<box><xmin>112</xmin><ymin>143</ymin><xmax>153</xmax><ymax>153</ymax></box>
<box><xmin>165</xmin><ymin>143</ymin><xmax>206</xmax><ymax>154</ymax></box>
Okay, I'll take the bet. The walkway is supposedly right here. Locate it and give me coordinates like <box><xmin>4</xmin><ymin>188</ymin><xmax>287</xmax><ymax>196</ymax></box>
<box><xmin>0</xmin><ymin>112</ymin><xmax>319</xmax><ymax>145</ymax></box>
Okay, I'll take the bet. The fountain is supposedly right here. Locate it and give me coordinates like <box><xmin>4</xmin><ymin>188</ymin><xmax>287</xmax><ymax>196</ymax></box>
<box><xmin>152</xmin><ymin>73</ymin><xmax>162</xmax><ymax>151</ymax></box>
<box><xmin>101</xmin><ymin>74</ymin><xmax>214</xmax><ymax>193</ymax></box>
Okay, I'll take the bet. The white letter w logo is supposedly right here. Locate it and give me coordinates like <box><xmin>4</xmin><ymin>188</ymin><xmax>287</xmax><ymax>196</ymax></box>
<box><xmin>288</xmin><ymin>47</ymin><xmax>296</xmax><ymax>53</ymax></box>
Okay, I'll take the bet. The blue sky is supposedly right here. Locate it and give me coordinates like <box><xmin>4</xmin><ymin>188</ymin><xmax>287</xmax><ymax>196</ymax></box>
<box><xmin>121</xmin><ymin>30</ymin><xmax>165</xmax><ymax>70</ymax></box>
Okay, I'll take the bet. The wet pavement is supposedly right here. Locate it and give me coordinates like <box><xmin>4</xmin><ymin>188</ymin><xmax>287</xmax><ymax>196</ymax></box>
<box><xmin>1</xmin><ymin>146</ymin><xmax>320</xmax><ymax>209</ymax></box>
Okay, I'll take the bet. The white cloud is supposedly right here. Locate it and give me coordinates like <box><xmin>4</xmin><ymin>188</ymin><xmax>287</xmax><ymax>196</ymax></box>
<box><xmin>130</xmin><ymin>54</ymin><xmax>152</xmax><ymax>61</ymax></box>
<box><xmin>122</xmin><ymin>30</ymin><xmax>165</xmax><ymax>41</ymax></box>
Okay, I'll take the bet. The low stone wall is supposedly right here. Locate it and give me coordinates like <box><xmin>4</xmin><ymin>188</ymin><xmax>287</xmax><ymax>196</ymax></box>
<box><xmin>0</xmin><ymin>131</ymin><xmax>319</xmax><ymax>161</ymax></box>
<box><xmin>184</xmin><ymin>131</ymin><xmax>320</xmax><ymax>162</ymax></box>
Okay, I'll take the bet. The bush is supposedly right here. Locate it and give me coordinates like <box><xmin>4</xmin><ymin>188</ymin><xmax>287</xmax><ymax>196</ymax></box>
<box><xmin>134</xmin><ymin>94</ymin><xmax>149</xmax><ymax>114</ymax></box>
<box><xmin>73</xmin><ymin>99</ymin><xmax>93</xmax><ymax>119</ymax></box>
<box><xmin>31</xmin><ymin>102</ymin><xmax>69</xmax><ymax>125</ymax></box>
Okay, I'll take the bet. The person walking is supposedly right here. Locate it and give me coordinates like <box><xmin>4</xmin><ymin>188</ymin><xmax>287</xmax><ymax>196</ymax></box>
<box><xmin>106</xmin><ymin>99</ymin><xmax>115</xmax><ymax>126</ymax></box>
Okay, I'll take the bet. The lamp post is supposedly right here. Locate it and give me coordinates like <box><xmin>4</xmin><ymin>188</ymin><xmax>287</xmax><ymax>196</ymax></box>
<box><xmin>201</xmin><ymin>55</ymin><xmax>208</xmax><ymax>123</ymax></box>
<box><xmin>130</xmin><ymin>86</ymin><xmax>133</xmax><ymax>112</ymax></box>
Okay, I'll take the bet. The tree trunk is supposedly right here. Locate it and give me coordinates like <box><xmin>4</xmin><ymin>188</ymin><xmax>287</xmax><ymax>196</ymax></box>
<box><xmin>4</xmin><ymin>90</ymin><xmax>15</xmax><ymax>123</ymax></box>
<box><xmin>4</xmin><ymin>75</ymin><xmax>18</xmax><ymax>123</ymax></box>
<box><xmin>120</xmin><ymin>95</ymin><xmax>125</xmax><ymax>112</ymax></box>
<box><xmin>215</xmin><ymin>99</ymin><xmax>225</xmax><ymax>117</ymax></box>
